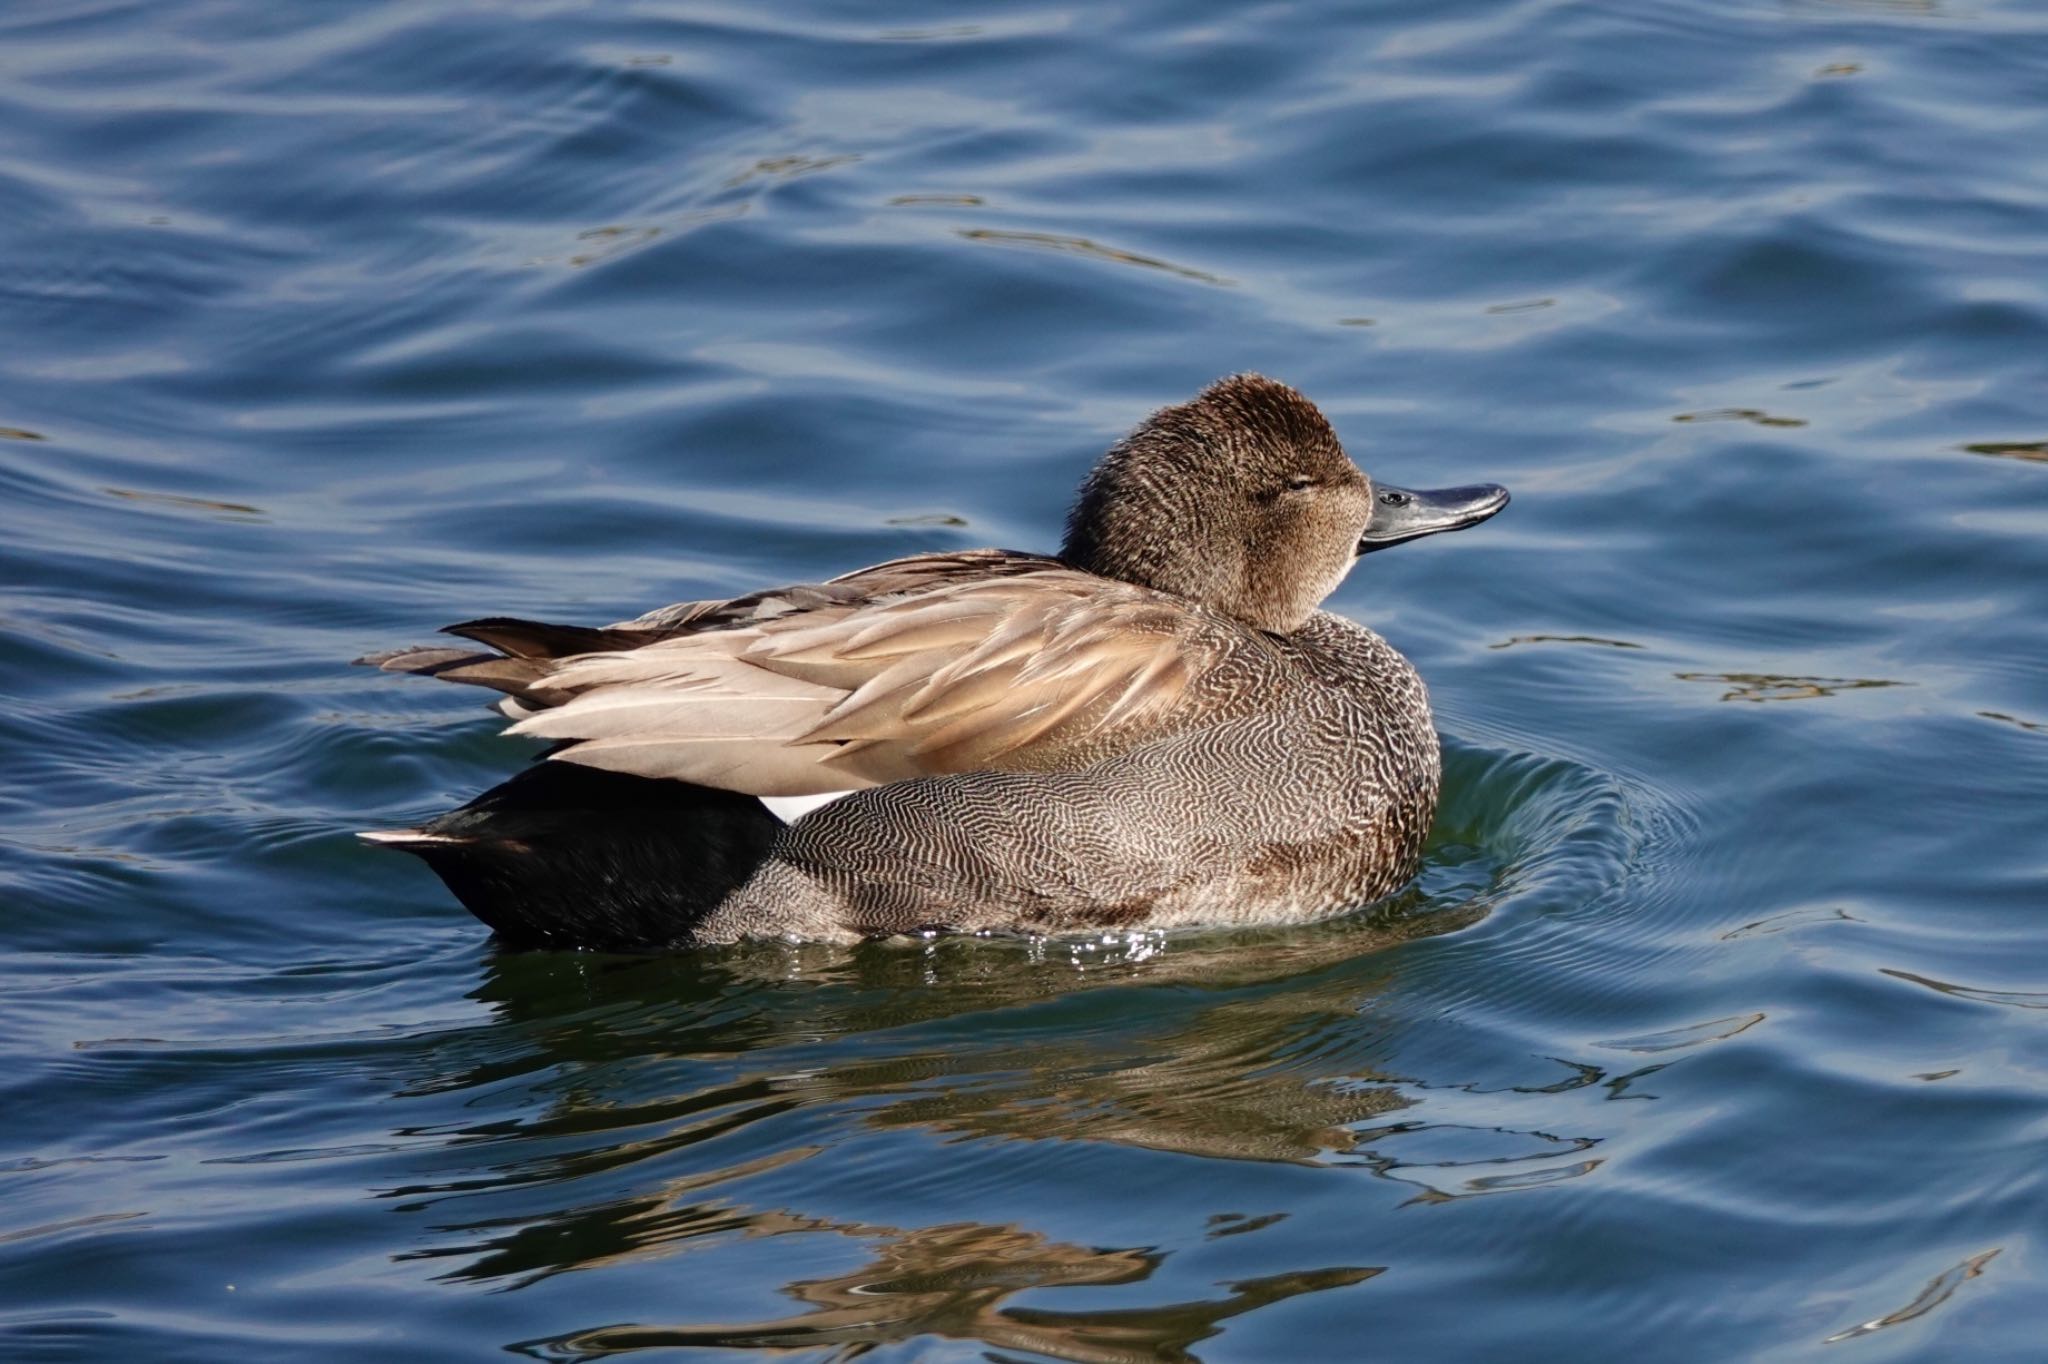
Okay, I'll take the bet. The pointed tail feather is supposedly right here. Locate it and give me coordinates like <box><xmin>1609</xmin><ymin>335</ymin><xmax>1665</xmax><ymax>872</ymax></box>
<box><xmin>444</xmin><ymin>617</ymin><xmax>662</xmax><ymax>659</ymax></box>
<box><xmin>358</xmin><ymin>828</ymin><xmax>472</xmax><ymax>847</ymax></box>
<box><xmin>355</xmin><ymin>646</ymin><xmax>494</xmax><ymax>675</ymax></box>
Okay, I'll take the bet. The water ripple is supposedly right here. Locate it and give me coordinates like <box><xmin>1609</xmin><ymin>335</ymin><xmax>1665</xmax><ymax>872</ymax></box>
<box><xmin>4</xmin><ymin>0</ymin><xmax>2047</xmax><ymax>1357</ymax></box>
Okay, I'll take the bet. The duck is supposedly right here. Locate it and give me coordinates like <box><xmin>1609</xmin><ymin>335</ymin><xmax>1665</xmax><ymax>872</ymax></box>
<box><xmin>360</xmin><ymin>374</ymin><xmax>1507</xmax><ymax>950</ymax></box>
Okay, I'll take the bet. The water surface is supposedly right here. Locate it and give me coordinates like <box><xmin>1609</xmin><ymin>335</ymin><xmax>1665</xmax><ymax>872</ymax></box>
<box><xmin>3</xmin><ymin>0</ymin><xmax>2046</xmax><ymax>1359</ymax></box>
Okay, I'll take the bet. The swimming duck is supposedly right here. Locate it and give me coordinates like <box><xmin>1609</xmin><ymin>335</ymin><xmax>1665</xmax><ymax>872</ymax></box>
<box><xmin>361</xmin><ymin>374</ymin><xmax>1507</xmax><ymax>949</ymax></box>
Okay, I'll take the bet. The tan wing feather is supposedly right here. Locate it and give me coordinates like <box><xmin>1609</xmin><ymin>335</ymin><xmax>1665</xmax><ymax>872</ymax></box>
<box><xmin>413</xmin><ymin>554</ymin><xmax>1225</xmax><ymax>796</ymax></box>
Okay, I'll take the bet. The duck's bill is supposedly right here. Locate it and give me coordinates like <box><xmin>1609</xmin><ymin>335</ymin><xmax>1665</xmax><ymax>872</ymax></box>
<box><xmin>1357</xmin><ymin>482</ymin><xmax>1510</xmax><ymax>554</ymax></box>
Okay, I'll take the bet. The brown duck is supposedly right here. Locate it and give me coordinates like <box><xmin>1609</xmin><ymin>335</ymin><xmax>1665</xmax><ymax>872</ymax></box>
<box><xmin>361</xmin><ymin>375</ymin><xmax>1508</xmax><ymax>948</ymax></box>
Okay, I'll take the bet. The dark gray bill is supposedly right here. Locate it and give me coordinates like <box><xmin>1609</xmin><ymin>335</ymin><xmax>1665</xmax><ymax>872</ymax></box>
<box><xmin>1357</xmin><ymin>482</ymin><xmax>1510</xmax><ymax>553</ymax></box>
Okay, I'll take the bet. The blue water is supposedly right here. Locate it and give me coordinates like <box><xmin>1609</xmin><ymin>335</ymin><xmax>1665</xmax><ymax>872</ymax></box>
<box><xmin>4</xmin><ymin>0</ymin><xmax>2046</xmax><ymax>1358</ymax></box>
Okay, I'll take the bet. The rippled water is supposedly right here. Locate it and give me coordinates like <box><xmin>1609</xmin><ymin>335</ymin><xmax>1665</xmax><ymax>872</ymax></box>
<box><xmin>4</xmin><ymin>0</ymin><xmax>2047</xmax><ymax>1359</ymax></box>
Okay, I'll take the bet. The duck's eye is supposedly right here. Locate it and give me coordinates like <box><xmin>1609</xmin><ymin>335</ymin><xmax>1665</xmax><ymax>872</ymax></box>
<box><xmin>1378</xmin><ymin>490</ymin><xmax>1411</xmax><ymax>507</ymax></box>
<box><xmin>1284</xmin><ymin>475</ymin><xmax>1317</xmax><ymax>492</ymax></box>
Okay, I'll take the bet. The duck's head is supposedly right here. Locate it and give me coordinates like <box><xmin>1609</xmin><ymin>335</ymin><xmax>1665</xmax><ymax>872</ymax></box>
<box><xmin>1060</xmin><ymin>374</ymin><xmax>1509</xmax><ymax>633</ymax></box>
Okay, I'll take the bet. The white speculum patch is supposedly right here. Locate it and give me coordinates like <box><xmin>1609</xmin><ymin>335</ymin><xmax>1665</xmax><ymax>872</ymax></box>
<box><xmin>759</xmin><ymin>792</ymin><xmax>854</xmax><ymax>824</ymax></box>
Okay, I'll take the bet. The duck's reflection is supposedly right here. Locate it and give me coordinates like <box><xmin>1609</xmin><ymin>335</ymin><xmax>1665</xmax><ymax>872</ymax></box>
<box><xmin>511</xmin><ymin>1217</ymin><xmax>1379</xmax><ymax>1363</ymax></box>
<box><xmin>389</xmin><ymin>893</ymin><xmax>1509</xmax><ymax>1352</ymax></box>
